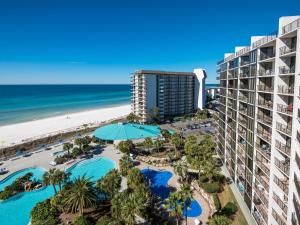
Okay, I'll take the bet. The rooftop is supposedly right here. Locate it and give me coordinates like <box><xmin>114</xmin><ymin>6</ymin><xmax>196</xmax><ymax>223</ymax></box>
<box><xmin>134</xmin><ymin>69</ymin><xmax>195</xmax><ymax>76</ymax></box>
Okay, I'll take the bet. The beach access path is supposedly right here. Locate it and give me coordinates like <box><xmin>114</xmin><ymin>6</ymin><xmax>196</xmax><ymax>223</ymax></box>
<box><xmin>0</xmin><ymin>104</ymin><xmax>131</xmax><ymax>147</ymax></box>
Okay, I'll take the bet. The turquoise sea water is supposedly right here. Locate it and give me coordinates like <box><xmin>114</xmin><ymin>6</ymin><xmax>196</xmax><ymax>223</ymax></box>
<box><xmin>0</xmin><ymin>157</ymin><xmax>115</xmax><ymax>225</ymax></box>
<box><xmin>0</xmin><ymin>84</ymin><xmax>217</xmax><ymax>126</ymax></box>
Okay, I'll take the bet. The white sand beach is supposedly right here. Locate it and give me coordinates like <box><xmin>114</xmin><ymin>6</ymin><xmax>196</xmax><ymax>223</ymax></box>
<box><xmin>0</xmin><ymin>104</ymin><xmax>131</xmax><ymax>146</ymax></box>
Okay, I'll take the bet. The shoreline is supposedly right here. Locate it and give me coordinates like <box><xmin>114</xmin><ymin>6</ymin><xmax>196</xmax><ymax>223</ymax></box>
<box><xmin>0</xmin><ymin>104</ymin><xmax>131</xmax><ymax>147</ymax></box>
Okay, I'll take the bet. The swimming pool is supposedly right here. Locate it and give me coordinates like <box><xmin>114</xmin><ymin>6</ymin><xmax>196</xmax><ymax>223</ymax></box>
<box><xmin>0</xmin><ymin>157</ymin><xmax>115</xmax><ymax>225</ymax></box>
<box><xmin>141</xmin><ymin>168</ymin><xmax>202</xmax><ymax>218</ymax></box>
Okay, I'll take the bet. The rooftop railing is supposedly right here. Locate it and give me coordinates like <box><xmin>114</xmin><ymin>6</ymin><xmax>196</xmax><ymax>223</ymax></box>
<box><xmin>282</xmin><ymin>18</ymin><xmax>300</xmax><ymax>34</ymax></box>
<box><xmin>252</xmin><ymin>32</ymin><xmax>277</xmax><ymax>49</ymax></box>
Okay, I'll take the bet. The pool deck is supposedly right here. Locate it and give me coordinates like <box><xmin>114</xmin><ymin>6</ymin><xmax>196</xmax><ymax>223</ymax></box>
<box><xmin>0</xmin><ymin>143</ymin><xmax>210</xmax><ymax>225</ymax></box>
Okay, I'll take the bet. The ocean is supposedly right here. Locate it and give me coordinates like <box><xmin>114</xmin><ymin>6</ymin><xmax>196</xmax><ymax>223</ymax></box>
<box><xmin>0</xmin><ymin>84</ymin><xmax>218</xmax><ymax>126</ymax></box>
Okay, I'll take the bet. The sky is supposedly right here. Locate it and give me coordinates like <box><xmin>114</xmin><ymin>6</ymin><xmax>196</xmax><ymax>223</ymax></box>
<box><xmin>0</xmin><ymin>0</ymin><xmax>299</xmax><ymax>84</ymax></box>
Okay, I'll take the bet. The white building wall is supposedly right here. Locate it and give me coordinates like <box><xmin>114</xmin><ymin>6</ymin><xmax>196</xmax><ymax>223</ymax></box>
<box><xmin>194</xmin><ymin>68</ymin><xmax>206</xmax><ymax>110</ymax></box>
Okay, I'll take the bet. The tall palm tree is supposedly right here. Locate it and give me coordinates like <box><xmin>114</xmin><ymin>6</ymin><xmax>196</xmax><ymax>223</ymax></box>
<box><xmin>63</xmin><ymin>176</ymin><xmax>97</xmax><ymax>215</ymax></box>
<box><xmin>43</xmin><ymin>168</ymin><xmax>59</xmax><ymax>194</ymax></box>
<box><xmin>143</xmin><ymin>137</ymin><xmax>153</xmax><ymax>152</ymax></box>
<box><xmin>96</xmin><ymin>169</ymin><xmax>121</xmax><ymax>200</ymax></box>
<box><xmin>54</xmin><ymin>169</ymin><xmax>70</xmax><ymax>191</ymax></box>
<box><xmin>154</xmin><ymin>138</ymin><xmax>164</xmax><ymax>152</ymax></box>
<box><xmin>63</xmin><ymin>142</ymin><xmax>73</xmax><ymax>156</ymax></box>
<box><xmin>173</xmin><ymin>161</ymin><xmax>188</xmax><ymax>183</ymax></box>
<box><xmin>171</xmin><ymin>133</ymin><xmax>184</xmax><ymax>155</ymax></box>
<box><xmin>165</xmin><ymin>192</ymin><xmax>184</xmax><ymax>225</ymax></box>
<box><xmin>181</xmin><ymin>183</ymin><xmax>193</xmax><ymax>225</ymax></box>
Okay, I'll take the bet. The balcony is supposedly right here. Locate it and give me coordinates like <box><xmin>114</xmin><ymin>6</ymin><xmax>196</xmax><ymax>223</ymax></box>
<box><xmin>240</xmin><ymin>84</ymin><xmax>248</xmax><ymax>90</ymax></box>
<box><xmin>259</xmin><ymin>69</ymin><xmax>274</xmax><ymax>76</ymax></box>
<box><xmin>256</xmin><ymin>159</ymin><xmax>270</xmax><ymax>176</ymax></box>
<box><xmin>239</xmin><ymin>95</ymin><xmax>248</xmax><ymax>102</ymax></box>
<box><xmin>272</xmin><ymin>209</ymin><xmax>286</xmax><ymax>225</ymax></box>
<box><xmin>257</xmin><ymin>113</ymin><xmax>272</xmax><ymax>126</ymax></box>
<box><xmin>296</xmin><ymin>153</ymin><xmax>300</xmax><ymax>170</ymax></box>
<box><xmin>293</xmin><ymin>194</ymin><xmax>300</xmax><ymax>225</ymax></box>
<box><xmin>273</xmin><ymin>192</ymin><xmax>288</xmax><ymax>214</ymax></box>
<box><xmin>279</xmin><ymin>45</ymin><xmax>296</xmax><ymax>56</ymax></box>
<box><xmin>274</xmin><ymin>157</ymin><xmax>290</xmax><ymax>175</ymax></box>
<box><xmin>260</xmin><ymin>52</ymin><xmax>275</xmax><ymax>61</ymax></box>
<box><xmin>279</xmin><ymin>66</ymin><xmax>296</xmax><ymax>74</ymax></box>
<box><xmin>257</xmin><ymin>85</ymin><xmax>274</xmax><ymax>92</ymax></box>
<box><xmin>276</xmin><ymin>122</ymin><xmax>292</xmax><ymax>136</ymax></box>
<box><xmin>256</xmin><ymin>143</ymin><xmax>271</xmax><ymax>160</ymax></box>
<box><xmin>277</xmin><ymin>103</ymin><xmax>293</xmax><ymax>115</ymax></box>
<box><xmin>256</xmin><ymin>173</ymin><xmax>270</xmax><ymax>190</ymax></box>
<box><xmin>255</xmin><ymin>202</ymin><xmax>269</xmax><ymax>223</ymax></box>
<box><xmin>257</xmin><ymin>100</ymin><xmax>273</xmax><ymax>110</ymax></box>
<box><xmin>273</xmin><ymin>175</ymin><xmax>289</xmax><ymax>195</ymax></box>
<box><xmin>275</xmin><ymin>140</ymin><xmax>291</xmax><ymax>156</ymax></box>
<box><xmin>253</xmin><ymin>211</ymin><xmax>266</xmax><ymax>225</ymax></box>
<box><xmin>240</xmin><ymin>60</ymin><xmax>250</xmax><ymax>66</ymax></box>
<box><xmin>277</xmin><ymin>85</ymin><xmax>294</xmax><ymax>95</ymax></box>
<box><xmin>294</xmin><ymin>174</ymin><xmax>300</xmax><ymax>198</ymax></box>
<box><xmin>256</xmin><ymin>128</ymin><xmax>272</xmax><ymax>143</ymax></box>
<box><xmin>254</xmin><ymin>185</ymin><xmax>269</xmax><ymax>207</ymax></box>
<box><xmin>282</xmin><ymin>18</ymin><xmax>300</xmax><ymax>34</ymax></box>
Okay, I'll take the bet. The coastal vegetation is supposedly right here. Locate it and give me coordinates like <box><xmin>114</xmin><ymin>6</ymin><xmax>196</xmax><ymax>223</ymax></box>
<box><xmin>0</xmin><ymin>172</ymin><xmax>41</xmax><ymax>200</ymax></box>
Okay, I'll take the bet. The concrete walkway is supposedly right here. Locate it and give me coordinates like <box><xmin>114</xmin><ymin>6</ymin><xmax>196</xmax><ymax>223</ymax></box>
<box><xmin>221</xmin><ymin>165</ymin><xmax>255</xmax><ymax>225</ymax></box>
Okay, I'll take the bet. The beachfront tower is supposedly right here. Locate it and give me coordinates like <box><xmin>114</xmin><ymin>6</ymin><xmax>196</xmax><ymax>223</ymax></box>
<box><xmin>131</xmin><ymin>68</ymin><xmax>206</xmax><ymax>123</ymax></box>
<box><xmin>216</xmin><ymin>15</ymin><xmax>300</xmax><ymax>225</ymax></box>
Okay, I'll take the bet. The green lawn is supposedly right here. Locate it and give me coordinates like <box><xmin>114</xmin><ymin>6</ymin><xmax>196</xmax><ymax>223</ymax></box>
<box><xmin>217</xmin><ymin>185</ymin><xmax>248</xmax><ymax>225</ymax></box>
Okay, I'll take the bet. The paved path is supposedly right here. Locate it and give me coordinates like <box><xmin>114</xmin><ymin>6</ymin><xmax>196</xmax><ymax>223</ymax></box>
<box><xmin>221</xmin><ymin>165</ymin><xmax>255</xmax><ymax>225</ymax></box>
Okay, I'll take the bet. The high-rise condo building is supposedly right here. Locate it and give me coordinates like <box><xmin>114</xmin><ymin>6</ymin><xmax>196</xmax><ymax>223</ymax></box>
<box><xmin>131</xmin><ymin>69</ymin><xmax>206</xmax><ymax>123</ymax></box>
<box><xmin>216</xmin><ymin>16</ymin><xmax>300</xmax><ymax>225</ymax></box>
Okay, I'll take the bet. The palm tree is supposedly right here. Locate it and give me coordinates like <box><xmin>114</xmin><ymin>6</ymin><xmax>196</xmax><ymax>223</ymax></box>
<box><xmin>63</xmin><ymin>176</ymin><xmax>98</xmax><ymax>215</ymax></box>
<box><xmin>181</xmin><ymin>183</ymin><xmax>193</xmax><ymax>225</ymax></box>
<box><xmin>43</xmin><ymin>168</ymin><xmax>59</xmax><ymax>194</ymax></box>
<box><xmin>111</xmin><ymin>191</ymin><xmax>135</xmax><ymax>225</ymax></box>
<box><xmin>165</xmin><ymin>192</ymin><xmax>184</xmax><ymax>225</ymax></box>
<box><xmin>96</xmin><ymin>169</ymin><xmax>121</xmax><ymax>199</ymax></box>
<box><xmin>54</xmin><ymin>169</ymin><xmax>70</xmax><ymax>191</ymax></box>
<box><xmin>119</xmin><ymin>155</ymin><xmax>134</xmax><ymax>176</ymax></box>
<box><xmin>127</xmin><ymin>168</ymin><xmax>144</xmax><ymax>190</ymax></box>
<box><xmin>143</xmin><ymin>137</ymin><xmax>153</xmax><ymax>152</ymax></box>
<box><xmin>154</xmin><ymin>138</ymin><xmax>164</xmax><ymax>152</ymax></box>
<box><xmin>63</xmin><ymin>142</ymin><xmax>73</xmax><ymax>156</ymax></box>
<box><xmin>173</xmin><ymin>161</ymin><xmax>188</xmax><ymax>182</ymax></box>
<box><xmin>171</xmin><ymin>133</ymin><xmax>184</xmax><ymax>155</ymax></box>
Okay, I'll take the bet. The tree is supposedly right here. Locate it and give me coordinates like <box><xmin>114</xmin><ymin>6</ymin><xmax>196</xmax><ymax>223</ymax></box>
<box><xmin>119</xmin><ymin>155</ymin><xmax>134</xmax><ymax>176</ymax></box>
<box><xmin>74</xmin><ymin>215</ymin><xmax>93</xmax><ymax>225</ymax></box>
<box><xmin>160</xmin><ymin>129</ymin><xmax>171</xmax><ymax>140</ymax></box>
<box><xmin>154</xmin><ymin>138</ymin><xmax>164</xmax><ymax>152</ymax></box>
<box><xmin>54</xmin><ymin>169</ymin><xmax>70</xmax><ymax>191</ymax></box>
<box><xmin>165</xmin><ymin>192</ymin><xmax>184</xmax><ymax>225</ymax></box>
<box><xmin>127</xmin><ymin>168</ymin><xmax>144</xmax><ymax>190</ymax></box>
<box><xmin>173</xmin><ymin>161</ymin><xmax>188</xmax><ymax>183</ymax></box>
<box><xmin>127</xmin><ymin>113</ymin><xmax>141</xmax><ymax>123</ymax></box>
<box><xmin>43</xmin><ymin>168</ymin><xmax>59</xmax><ymax>194</ymax></box>
<box><xmin>118</xmin><ymin>140</ymin><xmax>134</xmax><ymax>155</ymax></box>
<box><xmin>181</xmin><ymin>183</ymin><xmax>193</xmax><ymax>225</ymax></box>
<box><xmin>171</xmin><ymin>133</ymin><xmax>184</xmax><ymax>154</ymax></box>
<box><xmin>31</xmin><ymin>199</ymin><xmax>58</xmax><ymax>225</ymax></box>
<box><xmin>63</xmin><ymin>142</ymin><xmax>73</xmax><ymax>156</ymax></box>
<box><xmin>143</xmin><ymin>137</ymin><xmax>153</xmax><ymax>152</ymax></box>
<box><xmin>96</xmin><ymin>216</ymin><xmax>120</xmax><ymax>225</ymax></box>
<box><xmin>209</xmin><ymin>215</ymin><xmax>231</xmax><ymax>225</ymax></box>
<box><xmin>96</xmin><ymin>169</ymin><xmax>121</xmax><ymax>200</ymax></box>
<box><xmin>75</xmin><ymin>138</ymin><xmax>84</xmax><ymax>151</ymax></box>
<box><xmin>72</xmin><ymin>147</ymin><xmax>82</xmax><ymax>157</ymax></box>
<box><xmin>63</xmin><ymin>176</ymin><xmax>98</xmax><ymax>215</ymax></box>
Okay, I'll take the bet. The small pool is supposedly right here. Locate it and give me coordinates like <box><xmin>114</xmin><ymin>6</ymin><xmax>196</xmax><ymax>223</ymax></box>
<box><xmin>141</xmin><ymin>168</ymin><xmax>202</xmax><ymax>218</ymax></box>
<box><xmin>0</xmin><ymin>157</ymin><xmax>115</xmax><ymax>225</ymax></box>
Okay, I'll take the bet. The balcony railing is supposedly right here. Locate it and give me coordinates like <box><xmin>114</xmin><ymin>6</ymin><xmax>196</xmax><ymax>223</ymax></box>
<box><xmin>275</xmin><ymin>140</ymin><xmax>291</xmax><ymax>156</ymax></box>
<box><xmin>276</xmin><ymin>122</ymin><xmax>292</xmax><ymax>136</ymax></box>
<box><xmin>257</xmin><ymin>100</ymin><xmax>273</xmax><ymax>109</ymax></box>
<box><xmin>256</xmin><ymin>202</ymin><xmax>269</xmax><ymax>223</ymax></box>
<box><xmin>279</xmin><ymin>66</ymin><xmax>296</xmax><ymax>74</ymax></box>
<box><xmin>259</xmin><ymin>69</ymin><xmax>274</xmax><ymax>76</ymax></box>
<box><xmin>274</xmin><ymin>157</ymin><xmax>290</xmax><ymax>175</ymax></box>
<box><xmin>293</xmin><ymin>194</ymin><xmax>300</xmax><ymax>225</ymax></box>
<box><xmin>239</xmin><ymin>95</ymin><xmax>248</xmax><ymax>102</ymax></box>
<box><xmin>256</xmin><ymin>143</ymin><xmax>271</xmax><ymax>160</ymax></box>
<box><xmin>257</xmin><ymin>113</ymin><xmax>272</xmax><ymax>125</ymax></box>
<box><xmin>274</xmin><ymin>175</ymin><xmax>289</xmax><ymax>195</ymax></box>
<box><xmin>277</xmin><ymin>103</ymin><xmax>293</xmax><ymax>115</ymax></box>
<box><xmin>254</xmin><ymin>185</ymin><xmax>269</xmax><ymax>207</ymax></box>
<box><xmin>256</xmin><ymin>173</ymin><xmax>270</xmax><ymax>190</ymax></box>
<box><xmin>240</xmin><ymin>60</ymin><xmax>250</xmax><ymax>66</ymax></box>
<box><xmin>256</xmin><ymin>129</ymin><xmax>272</xmax><ymax>142</ymax></box>
<box><xmin>279</xmin><ymin>45</ymin><xmax>296</xmax><ymax>55</ymax></box>
<box><xmin>260</xmin><ymin>52</ymin><xmax>275</xmax><ymax>61</ymax></box>
<box><xmin>257</xmin><ymin>85</ymin><xmax>273</xmax><ymax>92</ymax></box>
<box><xmin>272</xmin><ymin>209</ymin><xmax>286</xmax><ymax>225</ymax></box>
<box><xmin>294</xmin><ymin>174</ymin><xmax>300</xmax><ymax>199</ymax></box>
<box><xmin>282</xmin><ymin>18</ymin><xmax>300</xmax><ymax>34</ymax></box>
<box><xmin>277</xmin><ymin>85</ymin><xmax>294</xmax><ymax>94</ymax></box>
<box><xmin>256</xmin><ymin>159</ymin><xmax>270</xmax><ymax>175</ymax></box>
<box><xmin>273</xmin><ymin>192</ymin><xmax>288</xmax><ymax>214</ymax></box>
<box><xmin>253</xmin><ymin>211</ymin><xmax>266</xmax><ymax>225</ymax></box>
<box><xmin>296</xmin><ymin>153</ymin><xmax>300</xmax><ymax>170</ymax></box>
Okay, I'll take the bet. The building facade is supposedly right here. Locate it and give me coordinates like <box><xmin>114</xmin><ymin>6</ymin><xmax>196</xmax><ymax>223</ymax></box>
<box><xmin>216</xmin><ymin>16</ymin><xmax>300</xmax><ymax>225</ymax></box>
<box><xmin>131</xmin><ymin>69</ymin><xmax>206</xmax><ymax>123</ymax></box>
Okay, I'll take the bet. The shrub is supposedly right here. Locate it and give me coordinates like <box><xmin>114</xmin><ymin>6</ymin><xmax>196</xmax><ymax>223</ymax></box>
<box><xmin>209</xmin><ymin>215</ymin><xmax>231</xmax><ymax>225</ymax></box>
<box><xmin>222</xmin><ymin>201</ymin><xmax>238</xmax><ymax>216</ymax></box>
<box><xmin>74</xmin><ymin>215</ymin><xmax>93</xmax><ymax>225</ymax></box>
<box><xmin>72</xmin><ymin>147</ymin><xmax>82</xmax><ymax>157</ymax></box>
<box><xmin>212</xmin><ymin>193</ymin><xmax>221</xmax><ymax>211</ymax></box>
<box><xmin>96</xmin><ymin>215</ymin><xmax>118</xmax><ymax>225</ymax></box>
<box><xmin>198</xmin><ymin>175</ymin><xmax>209</xmax><ymax>184</ymax></box>
<box><xmin>201</xmin><ymin>182</ymin><xmax>220</xmax><ymax>193</ymax></box>
<box><xmin>54</xmin><ymin>156</ymin><xmax>65</xmax><ymax>164</ymax></box>
<box><xmin>31</xmin><ymin>199</ymin><xmax>58</xmax><ymax>225</ymax></box>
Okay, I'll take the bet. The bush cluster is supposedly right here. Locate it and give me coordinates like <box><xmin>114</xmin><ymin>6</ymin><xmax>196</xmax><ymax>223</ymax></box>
<box><xmin>212</xmin><ymin>193</ymin><xmax>221</xmax><ymax>211</ymax></box>
<box><xmin>201</xmin><ymin>182</ymin><xmax>220</xmax><ymax>193</ymax></box>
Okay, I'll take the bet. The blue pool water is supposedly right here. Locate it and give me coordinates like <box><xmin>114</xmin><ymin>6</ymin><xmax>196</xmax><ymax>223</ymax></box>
<box><xmin>141</xmin><ymin>168</ymin><xmax>202</xmax><ymax>218</ymax></box>
<box><xmin>0</xmin><ymin>157</ymin><xmax>115</xmax><ymax>225</ymax></box>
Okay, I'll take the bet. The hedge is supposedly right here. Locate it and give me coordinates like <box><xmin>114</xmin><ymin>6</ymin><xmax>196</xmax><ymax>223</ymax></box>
<box><xmin>212</xmin><ymin>193</ymin><xmax>221</xmax><ymax>211</ymax></box>
<box><xmin>201</xmin><ymin>182</ymin><xmax>220</xmax><ymax>193</ymax></box>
